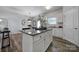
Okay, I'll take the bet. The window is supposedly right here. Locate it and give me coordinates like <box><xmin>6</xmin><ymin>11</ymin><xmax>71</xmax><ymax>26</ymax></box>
<box><xmin>48</xmin><ymin>17</ymin><xmax>57</xmax><ymax>24</ymax></box>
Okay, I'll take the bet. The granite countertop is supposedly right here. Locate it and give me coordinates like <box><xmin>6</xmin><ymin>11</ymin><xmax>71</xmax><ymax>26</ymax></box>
<box><xmin>0</xmin><ymin>30</ymin><xmax>10</xmax><ymax>34</ymax></box>
<box><xmin>20</xmin><ymin>28</ymin><xmax>52</xmax><ymax>36</ymax></box>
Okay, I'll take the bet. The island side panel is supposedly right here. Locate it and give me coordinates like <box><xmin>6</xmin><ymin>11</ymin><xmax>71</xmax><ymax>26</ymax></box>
<box><xmin>44</xmin><ymin>30</ymin><xmax>53</xmax><ymax>51</ymax></box>
<box><xmin>22</xmin><ymin>33</ymin><xmax>33</xmax><ymax>52</ymax></box>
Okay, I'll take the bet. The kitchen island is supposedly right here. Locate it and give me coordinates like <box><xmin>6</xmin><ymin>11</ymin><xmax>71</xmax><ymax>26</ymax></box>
<box><xmin>21</xmin><ymin>29</ymin><xmax>53</xmax><ymax>52</ymax></box>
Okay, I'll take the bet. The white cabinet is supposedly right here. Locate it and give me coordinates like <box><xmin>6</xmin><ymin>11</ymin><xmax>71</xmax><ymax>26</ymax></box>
<box><xmin>33</xmin><ymin>31</ymin><xmax>52</xmax><ymax>52</ymax></box>
<box><xmin>44</xmin><ymin>30</ymin><xmax>53</xmax><ymax>51</ymax></box>
<box><xmin>22</xmin><ymin>30</ymin><xmax>52</xmax><ymax>52</ymax></box>
<box><xmin>33</xmin><ymin>39</ymin><xmax>44</xmax><ymax>52</ymax></box>
<box><xmin>48</xmin><ymin>30</ymin><xmax>52</xmax><ymax>42</ymax></box>
<box><xmin>63</xmin><ymin>6</ymin><xmax>79</xmax><ymax>46</ymax></box>
<box><xmin>33</xmin><ymin>34</ymin><xmax>44</xmax><ymax>52</ymax></box>
<box><xmin>44</xmin><ymin>32</ymin><xmax>50</xmax><ymax>50</ymax></box>
<box><xmin>22</xmin><ymin>34</ymin><xmax>33</xmax><ymax>52</ymax></box>
<box><xmin>53</xmin><ymin>28</ymin><xmax>63</xmax><ymax>38</ymax></box>
<box><xmin>0</xmin><ymin>35</ymin><xmax>1</xmax><ymax>51</ymax></box>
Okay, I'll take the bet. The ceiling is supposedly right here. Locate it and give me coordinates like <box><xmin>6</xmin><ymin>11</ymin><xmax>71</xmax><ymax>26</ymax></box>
<box><xmin>0</xmin><ymin>6</ymin><xmax>62</xmax><ymax>17</ymax></box>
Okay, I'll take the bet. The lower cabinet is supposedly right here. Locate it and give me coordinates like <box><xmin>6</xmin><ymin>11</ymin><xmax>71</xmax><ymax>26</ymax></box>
<box><xmin>22</xmin><ymin>30</ymin><xmax>52</xmax><ymax>52</ymax></box>
<box><xmin>53</xmin><ymin>28</ymin><xmax>63</xmax><ymax>38</ymax></box>
<box><xmin>44</xmin><ymin>37</ymin><xmax>50</xmax><ymax>50</ymax></box>
<box><xmin>48</xmin><ymin>30</ymin><xmax>53</xmax><ymax>42</ymax></box>
<box><xmin>33</xmin><ymin>30</ymin><xmax>52</xmax><ymax>52</ymax></box>
<box><xmin>44</xmin><ymin>31</ymin><xmax>52</xmax><ymax>50</ymax></box>
<box><xmin>0</xmin><ymin>34</ymin><xmax>2</xmax><ymax>49</ymax></box>
<box><xmin>33</xmin><ymin>39</ymin><xmax>44</xmax><ymax>52</ymax></box>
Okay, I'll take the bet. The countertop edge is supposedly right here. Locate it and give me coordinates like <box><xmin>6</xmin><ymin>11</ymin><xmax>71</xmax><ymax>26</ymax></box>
<box><xmin>20</xmin><ymin>29</ymin><xmax>52</xmax><ymax>36</ymax></box>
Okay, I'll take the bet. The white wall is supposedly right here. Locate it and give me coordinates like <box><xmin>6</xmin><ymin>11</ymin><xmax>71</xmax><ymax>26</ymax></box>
<box><xmin>0</xmin><ymin>8</ymin><xmax>30</xmax><ymax>48</ymax></box>
<box><xmin>0</xmin><ymin>8</ymin><xmax>28</xmax><ymax>34</ymax></box>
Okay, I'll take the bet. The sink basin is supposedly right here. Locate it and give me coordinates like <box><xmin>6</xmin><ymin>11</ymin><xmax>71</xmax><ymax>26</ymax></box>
<box><xmin>34</xmin><ymin>27</ymin><xmax>47</xmax><ymax>30</ymax></box>
<box><xmin>22</xmin><ymin>28</ymin><xmax>30</xmax><ymax>30</ymax></box>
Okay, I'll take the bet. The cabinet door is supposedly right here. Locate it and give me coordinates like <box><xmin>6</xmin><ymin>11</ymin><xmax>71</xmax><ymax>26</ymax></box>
<box><xmin>63</xmin><ymin>7</ymin><xmax>74</xmax><ymax>42</ymax></box>
<box><xmin>33</xmin><ymin>39</ymin><xmax>44</xmax><ymax>52</ymax></box>
<box><xmin>33</xmin><ymin>35</ymin><xmax>41</xmax><ymax>42</ymax></box>
<box><xmin>22</xmin><ymin>34</ymin><xmax>33</xmax><ymax>52</ymax></box>
<box><xmin>44</xmin><ymin>31</ymin><xmax>52</xmax><ymax>51</ymax></box>
<box><xmin>48</xmin><ymin>30</ymin><xmax>52</xmax><ymax>42</ymax></box>
<box><xmin>52</xmin><ymin>28</ymin><xmax>56</xmax><ymax>36</ymax></box>
<box><xmin>53</xmin><ymin>28</ymin><xmax>63</xmax><ymax>38</ymax></box>
<box><xmin>33</xmin><ymin>34</ymin><xmax>44</xmax><ymax>52</ymax></box>
<box><xmin>57</xmin><ymin>28</ymin><xmax>63</xmax><ymax>38</ymax></box>
<box><xmin>0</xmin><ymin>34</ymin><xmax>2</xmax><ymax>49</ymax></box>
<box><xmin>53</xmin><ymin>28</ymin><xmax>58</xmax><ymax>37</ymax></box>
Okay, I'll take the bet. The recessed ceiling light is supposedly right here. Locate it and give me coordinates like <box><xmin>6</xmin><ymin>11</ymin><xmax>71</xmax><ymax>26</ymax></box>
<box><xmin>0</xmin><ymin>19</ymin><xmax>2</xmax><ymax>22</ymax></box>
<box><xmin>45</xmin><ymin>6</ymin><xmax>52</xmax><ymax>10</ymax></box>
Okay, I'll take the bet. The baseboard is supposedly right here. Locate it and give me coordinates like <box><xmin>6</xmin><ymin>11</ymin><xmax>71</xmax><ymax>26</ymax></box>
<box><xmin>53</xmin><ymin>36</ymin><xmax>63</xmax><ymax>39</ymax></box>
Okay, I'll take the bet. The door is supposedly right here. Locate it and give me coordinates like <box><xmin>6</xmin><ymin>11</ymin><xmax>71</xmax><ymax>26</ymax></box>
<box><xmin>73</xmin><ymin>7</ymin><xmax>79</xmax><ymax>46</ymax></box>
<box><xmin>63</xmin><ymin>8</ymin><xmax>74</xmax><ymax>42</ymax></box>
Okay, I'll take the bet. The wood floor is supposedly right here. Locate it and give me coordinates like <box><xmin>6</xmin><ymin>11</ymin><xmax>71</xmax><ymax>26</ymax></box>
<box><xmin>47</xmin><ymin>37</ymin><xmax>79</xmax><ymax>52</ymax></box>
<box><xmin>1</xmin><ymin>33</ymin><xmax>22</xmax><ymax>52</ymax></box>
<box><xmin>0</xmin><ymin>34</ymin><xmax>79</xmax><ymax>52</ymax></box>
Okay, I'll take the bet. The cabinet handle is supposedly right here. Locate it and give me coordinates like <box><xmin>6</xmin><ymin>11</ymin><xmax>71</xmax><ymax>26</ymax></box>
<box><xmin>40</xmin><ymin>36</ymin><xmax>41</xmax><ymax>38</ymax></box>
<box><xmin>74</xmin><ymin>28</ymin><xmax>78</xmax><ymax>29</ymax></box>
